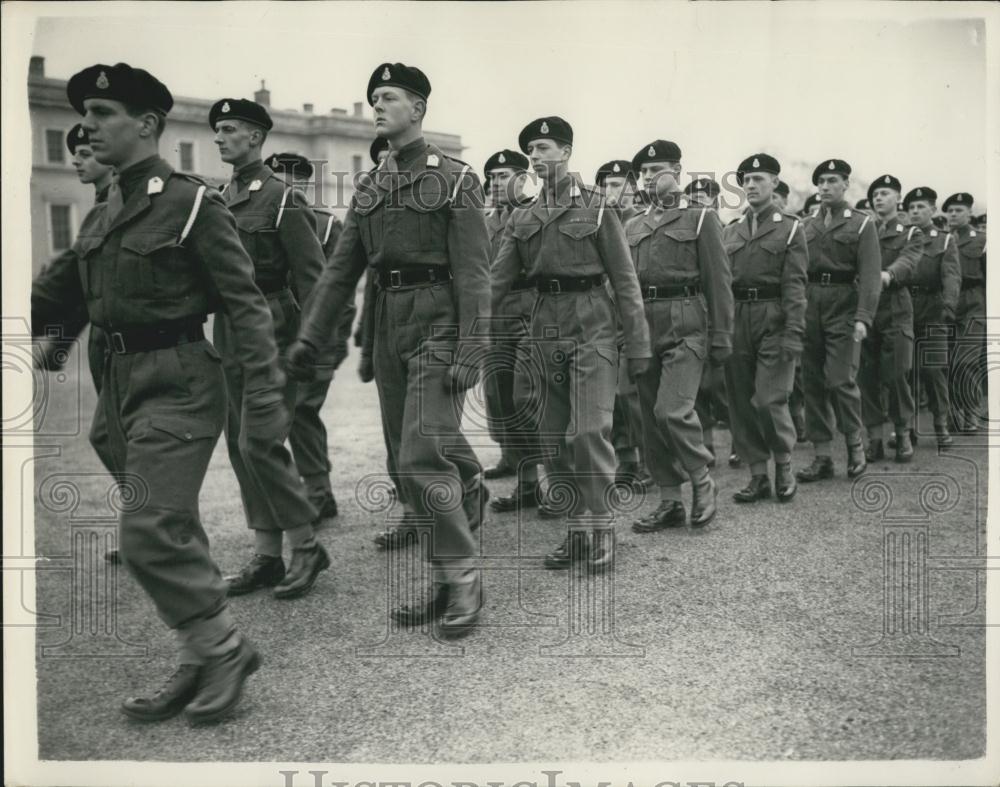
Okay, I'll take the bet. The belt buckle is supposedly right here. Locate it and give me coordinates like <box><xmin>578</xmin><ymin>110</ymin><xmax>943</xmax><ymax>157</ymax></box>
<box><xmin>110</xmin><ymin>331</ymin><xmax>126</xmax><ymax>354</ymax></box>
<box><xmin>820</xmin><ymin>273</ymin><xmax>831</xmax><ymax>285</ymax></box>
<box><xmin>747</xmin><ymin>287</ymin><xmax>758</xmax><ymax>301</ymax></box>
<box><xmin>549</xmin><ymin>279</ymin><xmax>562</xmax><ymax>295</ymax></box>
<box><xmin>389</xmin><ymin>270</ymin><xmax>402</xmax><ymax>289</ymax></box>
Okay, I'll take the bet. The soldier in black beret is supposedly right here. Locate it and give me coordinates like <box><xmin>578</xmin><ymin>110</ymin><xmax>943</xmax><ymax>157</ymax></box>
<box><xmin>370</xmin><ymin>135</ymin><xmax>389</xmax><ymax>165</ymax></box>
<box><xmin>854</xmin><ymin>198</ymin><xmax>872</xmax><ymax>214</ymax></box>
<box><xmin>211</xmin><ymin>99</ymin><xmax>330</xmax><ymax>599</ymax></box>
<box><xmin>291</xmin><ymin>62</ymin><xmax>491</xmax><ymax>636</ymax></box>
<box><xmin>34</xmin><ymin>62</ymin><xmax>280</xmax><ymax>723</ymax></box>
<box><xmin>593</xmin><ymin>159</ymin><xmax>651</xmax><ymax>494</ymax></box>
<box><xmin>517</xmin><ymin>116</ymin><xmax>573</xmax><ymax>157</ymax></box>
<box><xmin>685</xmin><ymin>177</ymin><xmax>722</xmax><ymax>209</ymax></box>
<box><xmin>797</xmin><ymin>159</ymin><xmax>881</xmax><ymax>482</ymax></box>
<box><xmin>269</xmin><ymin>152</ymin><xmax>357</xmax><ymax>522</ymax></box>
<box><xmin>480</xmin><ymin>148</ymin><xmax>539</xmax><ymax>497</ymax></box>
<box><xmin>858</xmin><ymin>174</ymin><xmax>923</xmax><ymax>463</ymax></box>
<box><xmin>943</xmin><ymin>192</ymin><xmax>987</xmax><ymax>431</ymax></box>
<box><xmin>773</xmin><ymin>179</ymin><xmax>790</xmax><ymax>211</ymax></box>
<box><xmin>901</xmin><ymin>186</ymin><xmax>960</xmax><ymax>447</ymax></box>
<box><xmin>722</xmin><ymin>153</ymin><xmax>807</xmax><ymax>503</ymax></box>
<box><xmin>625</xmin><ymin>139</ymin><xmax>732</xmax><ymax>531</ymax></box>
<box><xmin>801</xmin><ymin>193</ymin><xmax>822</xmax><ymax>217</ymax></box>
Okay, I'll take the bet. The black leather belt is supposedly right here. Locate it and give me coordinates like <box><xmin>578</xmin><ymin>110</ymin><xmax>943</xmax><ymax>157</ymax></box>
<box><xmin>808</xmin><ymin>271</ymin><xmax>856</xmax><ymax>285</ymax></box>
<box><xmin>961</xmin><ymin>278</ymin><xmax>984</xmax><ymax>290</ymax></box>
<box><xmin>909</xmin><ymin>284</ymin><xmax>942</xmax><ymax>295</ymax></box>
<box><xmin>258</xmin><ymin>280</ymin><xmax>290</xmax><ymax>296</ymax></box>
<box><xmin>733</xmin><ymin>285</ymin><xmax>781</xmax><ymax>302</ymax></box>
<box><xmin>535</xmin><ymin>274</ymin><xmax>605</xmax><ymax>294</ymax></box>
<box><xmin>641</xmin><ymin>284</ymin><xmax>701</xmax><ymax>300</ymax></box>
<box><xmin>378</xmin><ymin>266</ymin><xmax>452</xmax><ymax>289</ymax></box>
<box><xmin>510</xmin><ymin>276</ymin><xmax>534</xmax><ymax>292</ymax></box>
<box><xmin>107</xmin><ymin>322</ymin><xmax>205</xmax><ymax>355</ymax></box>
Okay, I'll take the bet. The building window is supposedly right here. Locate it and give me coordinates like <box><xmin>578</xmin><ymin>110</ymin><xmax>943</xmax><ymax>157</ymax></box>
<box><xmin>49</xmin><ymin>204</ymin><xmax>73</xmax><ymax>251</ymax></box>
<box><xmin>45</xmin><ymin>129</ymin><xmax>65</xmax><ymax>164</ymax></box>
<box><xmin>178</xmin><ymin>141</ymin><xmax>195</xmax><ymax>172</ymax></box>
<box><xmin>352</xmin><ymin>155</ymin><xmax>363</xmax><ymax>174</ymax></box>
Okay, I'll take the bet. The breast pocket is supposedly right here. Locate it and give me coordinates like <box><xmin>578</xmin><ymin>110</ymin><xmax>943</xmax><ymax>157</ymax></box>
<box><xmin>118</xmin><ymin>229</ymin><xmax>185</xmax><ymax>298</ymax></box>
<box><xmin>831</xmin><ymin>229</ymin><xmax>859</xmax><ymax>265</ymax></box>
<box><xmin>389</xmin><ymin>175</ymin><xmax>450</xmax><ymax>252</ymax></box>
<box><xmin>512</xmin><ymin>219</ymin><xmax>544</xmax><ymax>258</ymax></box>
<box><xmin>75</xmin><ymin>234</ymin><xmax>105</xmax><ymax>299</ymax></box>
<box><xmin>657</xmin><ymin>226</ymin><xmax>698</xmax><ymax>269</ymax></box>
<box><xmin>235</xmin><ymin>212</ymin><xmax>279</xmax><ymax>274</ymax></box>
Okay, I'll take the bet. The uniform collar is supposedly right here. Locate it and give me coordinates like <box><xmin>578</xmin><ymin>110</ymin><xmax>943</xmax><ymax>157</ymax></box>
<box><xmin>117</xmin><ymin>155</ymin><xmax>162</xmax><ymax>202</ymax></box>
<box><xmin>392</xmin><ymin>136</ymin><xmax>427</xmax><ymax>168</ymax></box>
<box><xmin>234</xmin><ymin>157</ymin><xmax>269</xmax><ymax>188</ymax></box>
<box><xmin>95</xmin><ymin>184</ymin><xmax>110</xmax><ymax>205</ymax></box>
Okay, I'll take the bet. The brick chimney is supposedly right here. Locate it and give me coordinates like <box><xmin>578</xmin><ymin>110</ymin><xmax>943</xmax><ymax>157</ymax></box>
<box><xmin>303</xmin><ymin>103</ymin><xmax>314</xmax><ymax>114</ymax></box>
<box><xmin>29</xmin><ymin>55</ymin><xmax>44</xmax><ymax>78</ymax></box>
<box><xmin>254</xmin><ymin>79</ymin><xmax>270</xmax><ymax>108</ymax></box>
<box><xmin>353</xmin><ymin>102</ymin><xmax>364</xmax><ymax>118</ymax></box>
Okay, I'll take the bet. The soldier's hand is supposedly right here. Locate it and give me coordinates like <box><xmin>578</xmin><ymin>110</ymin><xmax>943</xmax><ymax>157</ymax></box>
<box><xmin>287</xmin><ymin>339</ymin><xmax>318</xmax><ymax>382</ymax></box>
<box><xmin>880</xmin><ymin>271</ymin><xmax>892</xmax><ymax>291</ymax></box>
<box><xmin>942</xmin><ymin>309</ymin><xmax>956</xmax><ymax>324</ymax></box>
<box><xmin>446</xmin><ymin>363</ymin><xmax>479</xmax><ymax>394</ymax></box>
<box><xmin>244</xmin><ymin>396</ymin><xmax>291</xmax><ymax>444</ymax></box>
<box><xmin>627</xmin><ymin>357</ymin><xmax>652</xmax><ymax>381</ymax></box>
<box><xmin>358</xmin><ymin>354</ymin><xmax>375</xmax><ymax>383</ymax></box>
<box><xmin>709</xmin><ymin>345</ymin><xmax>732</xmax><ymax>367</ymax></box>
<box><xmin>853</xmin><ymin>321</ymin><xmax>868</xmax><ymax>342</ymax></box>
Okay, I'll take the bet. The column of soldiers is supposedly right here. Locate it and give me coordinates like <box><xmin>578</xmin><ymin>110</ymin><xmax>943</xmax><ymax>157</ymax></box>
<box><xmin>31</xmin><ymin>59</ymin><xmax>987</xmax><ymax>726</ymax></box>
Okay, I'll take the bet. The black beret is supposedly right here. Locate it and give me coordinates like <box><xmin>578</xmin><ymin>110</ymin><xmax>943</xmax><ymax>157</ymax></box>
<box><xmin>736</xmin><ymin>153</ymin><xmax>780</xmax><ymax>186</ymax></box>
<box><xmin>370</xmin><ymin>136</ymin><xmax>389</xmax><ymax>165</ymax></box>
<box><xmin>595</xmin><ymin>160</ymin><xmax>634</xmax><ymax>185</ymax></box>
<box><xmin>803</xmin><ymin>193</ymin><xmax>822</xmax><ymax>213</ymax></box>
<box><xmin>812</xmin><ymin>158</ymin><xmax>851</xmax><ymax>185</ymax></box>
<box><xmin>367</xmin><ymin>62</ymin><xmax>431</xmax><ymax>105</ymax></box>
<box><xmin>66</xmin><ymin>123</ymin><xmax>91</xmax><ymax>154</ymax></box>
<box><xmin>774</xmin><ymin>180</ymin><xmax>790</xmax><ymax>198</ymax></box>
<box><xmin>684</xmin><ymin>177</ymin><xmax>720</xmax><ymax>198</ymax></box>
<box><xmin>209</xmin><ymin>98</ymin><xmax>273</xmax><ymax>131</ymax></box>
<box><xmin>902</xmin><ymin>187</ymin><xmax>936</xmax><ymax>210</ymax></box>
<box><xmin>267</xmin><ymin>151</ymin><xmax>313</xmax><ymax>179</ymax></box>
<box><xmin>854</xmin><ymin>199</ymin><xmax>871</xmax><ymax>210</ymax></box>
<box><xmin>867</xmin><ymin>173</ymin><xmax>902</xmax><ymax>203</ymax></box>
<box><xmin>484</xmin><ymin>149</ymin><xmax>530</xmax><ymax>178</ymax></box>
<box><xmin>942</xmin><ymin>192</ymin><xmax>974</xmax><ymax>212</ymax></box>
<box><xmin>518</xmin><ymin>116</ymin><xmax>573</xmax><ymax>153</ymax></box>
<box><xmin>67</xmin><ymin>63</ymin><xmax>173</xmax><ymax>116</ymax></box>
<box><xmin>631</xmin><ymin>140</ymin><xmax>682</xmax><ymax>173</ymax></box>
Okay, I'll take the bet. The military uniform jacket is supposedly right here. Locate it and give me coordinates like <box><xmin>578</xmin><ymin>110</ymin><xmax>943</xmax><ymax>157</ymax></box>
<box><xmin>298</xmin><ymin>138</ymin><xmax>491</xmax><ymax>371</ymax></box>
<box><xmin>31</xmin><ymin>155</ymin><xmax>283</xmax><ymax>400</ymax></box>
<box><xmin>952</xmin><ymin>225</ymin><xmax>987</xmax><ymax>286</ymax></box>
<box><xmin>802</xmin><ymin>203</ymin><xmax>882</xmax><ymax>326</ymax></box>
<box><xmin>722</xmin><ymin>207</ymin><xmax>808</xmax><ymax>350</ymax></box>
<box><xmin>492</xmin><ymin>175</ymin><xmax>651</xmax><ymax>359</ymax></box>
<box><xmin>876</xmin><ymin>218</ymin><xmax>923</xmax><ymax>285</ymax></box>
<box><xmin>485</xmin><ymin>206</ymin><xmax>510</xmax><ymax>264</ymax></box>
<box><xmin>313</xmin><ymin>207</ymin><xmax>356</xmax><ymax>372</ymax></box>
<box><xmin>623</xmin><ymin>199</ymin><xmax>733</xmax><ymax>353</ymax></box>
<box><xmin>221</xmin><ymin>159</ymin><xmax>324</xmax><ymax>303</ymax></box>
<box><xmin>912</xmin><ymin>228</ymin><xmax>961</xmax><ymax>312</ymax></box>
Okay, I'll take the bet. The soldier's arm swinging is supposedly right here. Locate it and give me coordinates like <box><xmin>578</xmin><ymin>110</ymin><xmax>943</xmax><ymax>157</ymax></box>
<box><xmin>887</xmin><ymin>225</ymin><xmax>924</xmax><ymax>286</ymax></box>
<box><xmin>854</xmin><ymin>218</ymin><xmax>882</xmax><ymax>330</ymax></box>
<box><xmin>278</xmin><ymin>188</ymin><xmax>325</xmax><ymax>305</ymax></box>
<box><xmin>695</xmin><ymin>209</ymin><xmax>734</xmax><ymax>363</ymax></box>
<box><xmin>940</xmin><ymin>235</ymin><xmax>962</xmax><ymax>321</ymax></box>
<box><xmin>781</xmin><ymin>219</ymin><xmax>809</xmax><ymax>357</ymax></box>
<box><xmin>594</xmin><ymin>205</ymin><xmax>651</xmax><ymax>363</ymax></box>
<box><xmin>490</xmin><ymin>219</ymin><xmax>522</xmax><ymax>312</ymax></box>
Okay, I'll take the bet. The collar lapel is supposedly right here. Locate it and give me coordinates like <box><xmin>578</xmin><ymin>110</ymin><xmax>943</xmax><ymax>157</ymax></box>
<box><xmin>104</xmin><ymin>159</ymin><xmax>174</xmax><ymax>236</ymax></box>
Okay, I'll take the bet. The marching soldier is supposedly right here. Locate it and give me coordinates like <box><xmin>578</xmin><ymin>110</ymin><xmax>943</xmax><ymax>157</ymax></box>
<box><xmin>903</xmin><ymin>186</ymin><xmax>960</xmax><ymax>447</ymax></box>
<box><xmin>685</xmin><ymin>177</ymin><xmax>738</xmax><ymax>468</ymax></box>
<box><xmin>800</xmin><ymin>193</ymin><xmax>821</xmax><ymax>218</ymax></box>
<box><xmin>596</xmin><ymin>159</ymin><xmax>653</xmax><ymax>491</ymax></box>
<box><xmin>944</xmin><ymin>192</ymin><xmax>988</xmax><ymax>432</ymax></box>
<box><xmin>625</xmin><ymin>140</ymin><xmax>732</xmax><ymax>533</ymax></box>
<box><xmin>288</xmin><ymin>62</ymin><xmax>491</xmax><ymax>637</ymax></box>
<box><xmin>491</xmin><ymin>117</ymin><xmax>652</xmax><ymax>569</ymax></box>
<box><xmin>33</xmin><ymin>62</ymin><xmax>272</xmax><ymax>723</ymax></box>
<box><xmin>859</xmin><ymin>174</ymin><xmax>923</xmax><ymax>462</ymax></box>
<box><xmin>723</xmin><ymin>154</ymin><xmax>807</xmax><ymax>503</ymax></box>
<box><xmin>483</xmin><ymin>149</ymin><xmax>551</xmax><ymax>512</ymax></box>
<box><xmin>796</xmin><ymin>159</ymin><xmax>881</xmax><ymax>482</ymax></box>
<box><xmin>267</xmin><ymin>151</ymin><xmax>359</xmax><ymax>520</ymax></box>
<box><xmin>210</xmin><ymin>99</ymin><xmax>329</xmax><ymax>599</ymax></box>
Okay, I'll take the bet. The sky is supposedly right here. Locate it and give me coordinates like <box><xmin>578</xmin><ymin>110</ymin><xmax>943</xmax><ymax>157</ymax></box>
<box><xmin>23</xmin><ymin>2</ymin><xmax>995</xmax><ymax>211</ymax></box>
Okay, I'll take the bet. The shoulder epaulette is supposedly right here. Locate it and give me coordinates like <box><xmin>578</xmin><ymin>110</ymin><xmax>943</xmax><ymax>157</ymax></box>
<box><xmin>172</xmin><ymin>171</ymin><xmax>209</xmax><ymax>187</ymax></box>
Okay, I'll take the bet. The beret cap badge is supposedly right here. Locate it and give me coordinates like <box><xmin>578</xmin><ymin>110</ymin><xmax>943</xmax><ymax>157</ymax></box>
<box><xmin>648</xmin><ymin>145</ymin><xmax>656</xmax><ymax>156</ymax></box>
<box><xmin>613</xmin><ymin>163</ymin><xmax>620</xmax><ymax>173</ymax></box>
<box><xmin>96</xmin><ymin>71</ymin><xmax>109</xmax><ymax>89</ymax></box>
<box><xmin>382</xmin><ymin>66</ymin><xmax>391</xmax><ymax>80</ymax></box>
<box><xmin>77</xmin><ymin>127</ymin><xmax>85</xmax><ymax>138</ymax></box>
<box><xmin>540</xmin><ymin>121</ymin><xmax>549</xmax><ymax>134</ymax></box>
<box><xmin>222</xmin><ymin>101</ymin><xmax>231</xmax><ymax>113</ymax></box>
<box><xmin>753</xmin><ymin>157</ymin><xmax>760</xmax><ymax>168</ymax></box>
<box><xmin>498</xmin><ymin>153</ymin><xmax>506</xmax><ymax>164</ymax></box>
<box><xmin>828</xmin><ymin>160</ymin><xmax>835</xmax><ymax>170</ymax></box>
